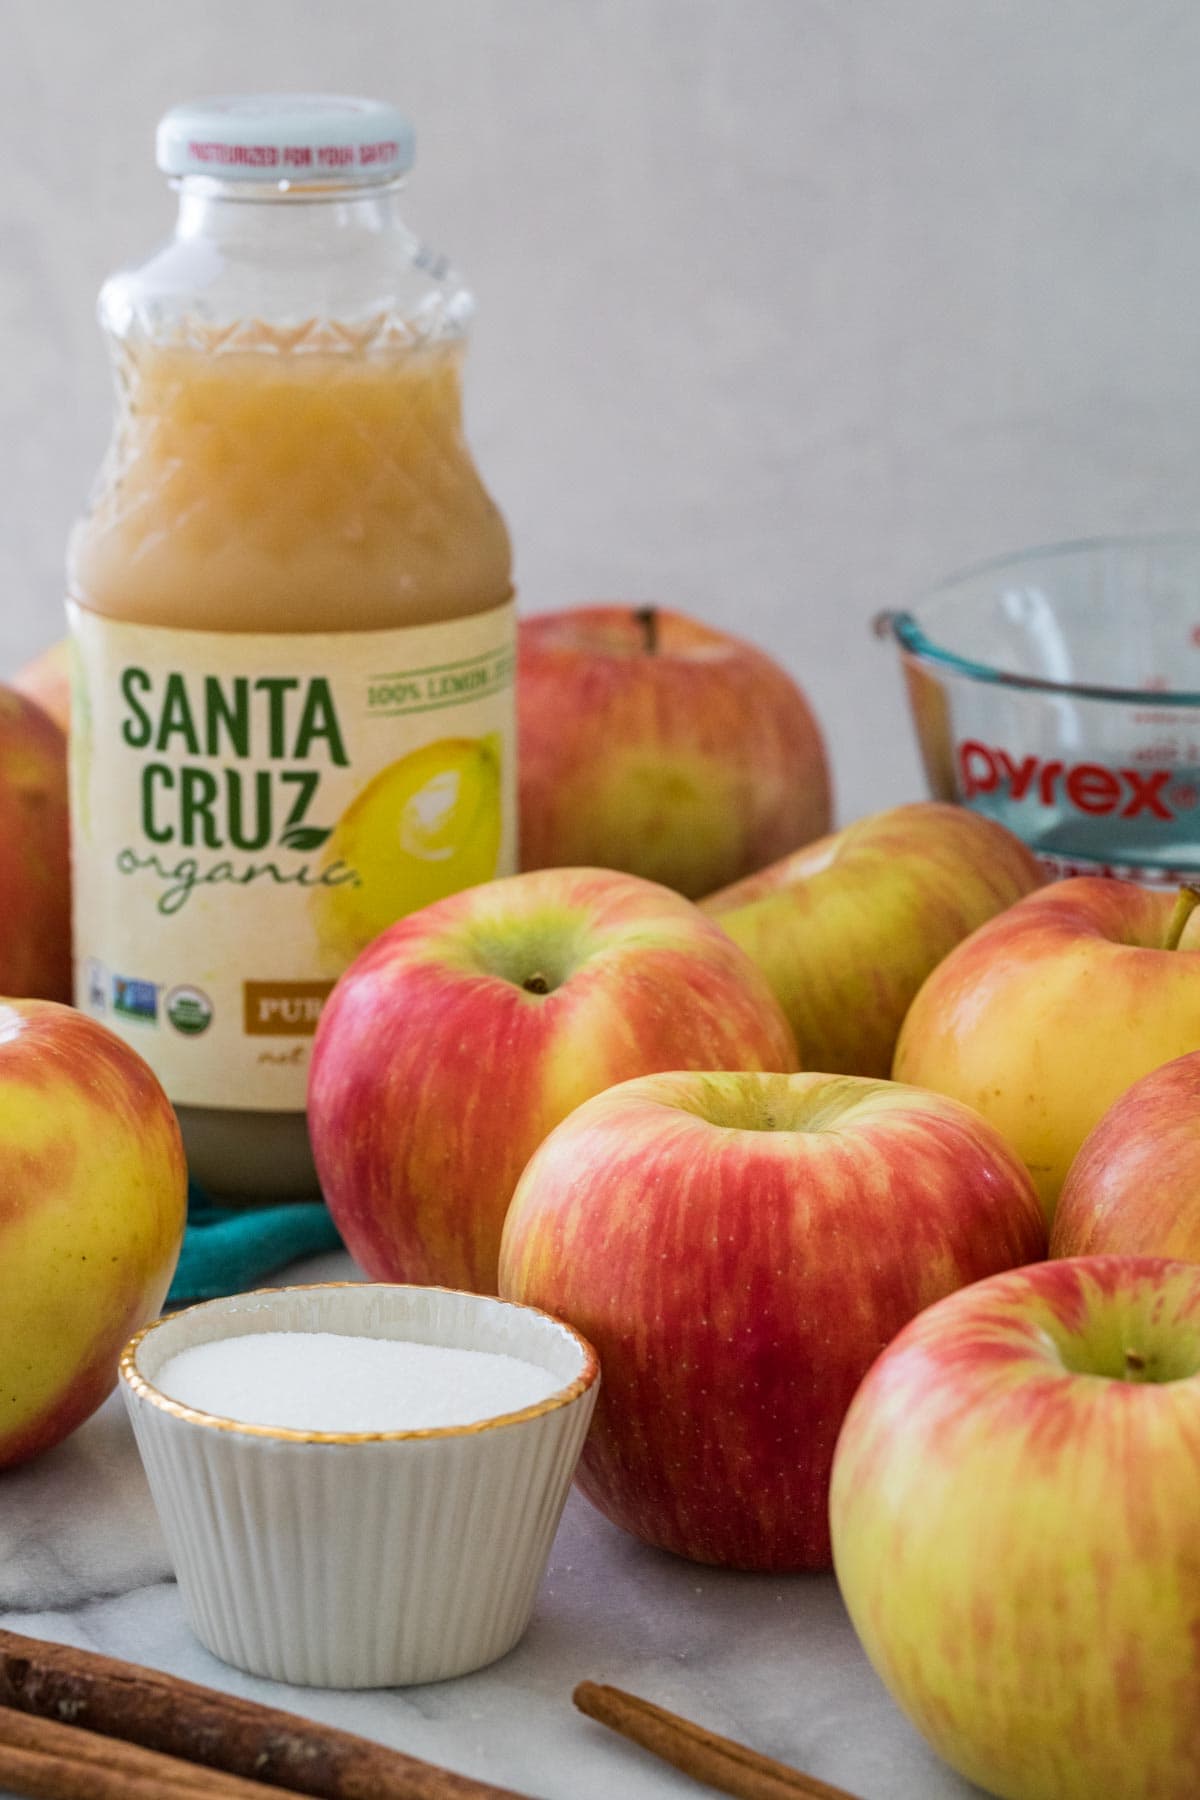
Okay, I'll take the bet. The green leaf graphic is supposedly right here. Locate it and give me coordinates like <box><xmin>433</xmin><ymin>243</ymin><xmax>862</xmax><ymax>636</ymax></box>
<box><xmin>280</xmin><ymin>824</ymin><xmax>333</xmax><ymax>853</ymax></box>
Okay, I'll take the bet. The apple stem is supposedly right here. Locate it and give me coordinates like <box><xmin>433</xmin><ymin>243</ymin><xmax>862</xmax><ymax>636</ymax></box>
<box><xmin>523</xmin><ymin>972</ymin><xmax>550</xmax><ymax>995</ymax></box>
<box><xmin>1164</xmin><ymin>885</ymin><xmax>1200</xmax><ymax>951</ymax></box>
<box><xmin>633</xmin><ymin>606</ymin><xmax>659</xmax><ymax>655</ymax></box>
<box><xmin>1124</xmin><ymin>1347</ymin><xmax>1146</xmax><ymax>1374</ymax></box>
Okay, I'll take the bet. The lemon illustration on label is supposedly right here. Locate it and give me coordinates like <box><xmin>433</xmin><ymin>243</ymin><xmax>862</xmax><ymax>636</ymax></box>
<box><xmin>315</xmin><ymin>734</ymin><xmax>503</xmax><ymax>963</ymax></box>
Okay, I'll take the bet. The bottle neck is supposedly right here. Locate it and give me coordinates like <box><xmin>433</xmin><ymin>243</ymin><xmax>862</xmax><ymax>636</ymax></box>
<box><xmin>99</xmin><ymin>172</ymin><xmax>467</xmax><ymax>350</ymax></box>
<box><xmin>174</xmin><ymin>175</ymin><xmax>412</xmax><ymax>245</ymax></box>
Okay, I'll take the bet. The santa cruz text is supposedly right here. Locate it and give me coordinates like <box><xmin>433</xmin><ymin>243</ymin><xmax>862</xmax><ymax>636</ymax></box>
<box><xmin>120</xmin><ymin>667</ymin><xmax>347</xmax><ymax>850</ymax></box>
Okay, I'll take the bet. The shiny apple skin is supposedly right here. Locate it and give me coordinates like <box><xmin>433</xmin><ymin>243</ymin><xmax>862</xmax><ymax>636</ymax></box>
<box><xmin>0</xmin><ymin>684</ymin><xmax>70</xmax><ymax>1002</ymax></box>
<box><xmin>831</xmin><ymin>1255</ymin><xmax>1200</xmax><ymax>1800</ymax></box>
<box><xmin>500</xmin><ymin>1068</ymin><xmax>1045</xmax><ymax>1570</ymax></box>
<box><xmin>895</xmin><ymin>876</ymin><xmax>1200</xmax><ymax>1219</ymax></box>
<box><xmin>309</xmin><ymin>868</ymin><xmax>799</xmax><ymax>1295</ymax></box>
<box><xmin>0</xmin><ymin>1001</ymin><xmax>186</xmax><ymax>1468</ymax></box>
<box><xmin>1052</xmin><ymin>1050</ymin><xmax>1200</xmax><ymax>1259</ymax></box>
<box><xmin>704</xmin><ymin>801</ymin><xmax>1044</xmax><ymax>1076</ymax></box>
<box><xmin>518</xmin><ymin>605</ymin><xmax>831</xmax><ymax>899</ymax></box>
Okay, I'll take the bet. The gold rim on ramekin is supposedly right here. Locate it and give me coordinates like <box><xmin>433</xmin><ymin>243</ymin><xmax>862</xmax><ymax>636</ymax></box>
<box><xmin>119</xmin><ymin>1281</ymin><xmax>601</xmax><ymax>1445</ymax></box>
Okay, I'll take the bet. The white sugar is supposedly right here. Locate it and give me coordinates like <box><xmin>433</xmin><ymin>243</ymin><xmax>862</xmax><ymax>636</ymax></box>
<box><xmin>154</xmin><ymin>1332</ymin><xmax>563</xmax><ymax>1432</ymax></box>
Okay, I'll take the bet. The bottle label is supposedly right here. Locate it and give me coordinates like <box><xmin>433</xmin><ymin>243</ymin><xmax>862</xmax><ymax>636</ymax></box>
<box><xmin>69</xmin><ymin>602</ymin><xmax>516</xmax><ymax>1111</ymax></box>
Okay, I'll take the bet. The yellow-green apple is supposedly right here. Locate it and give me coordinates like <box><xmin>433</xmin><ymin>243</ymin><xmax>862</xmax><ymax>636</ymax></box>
<box><xmin>1051</xmin><ymin>1051</ymin><xmax>1200</xmax><ymax>1259</ymax></box>
<box><xmin>895</xmin><ymin>878</ymin><xmax>1200</xmax><ymax>1220</ymax></box>
<box><xmin>308</xmin><ymin>868</ymin><xmax>798</xmax><ymax>1295</ymax></box>
<box><xmin>831</xmin><ymin>1256</ymin><xmax>1200</xmax><ymax>1800</ymax></box>
<box><xmin>498</xmin><ymin>1069</ymin><xmax>1045</xmax><ymax>1571</ymax></box>
<box><xmin>13</xmin><ymin>639</ymin><xmax>71</xmax><ymax>735</ymax></box>
<box><xmin>0</xmin><ymin>1001</ymin><xmax>186</xmax><ymax>1469</ymax></box>
<box><xmin>702</xmin><ymin>802</ymin><xmax>1043</xmax><ymax>1076</ymax></box>
<box><xmin>0</xmin><ymin>683</ymin><xmax>70</xmax><ymax>1001</ymax></box>
<box><xmin>518</xmin><ymin>605</ymin><xmax>831</xmax><ymax>899</ymax></box>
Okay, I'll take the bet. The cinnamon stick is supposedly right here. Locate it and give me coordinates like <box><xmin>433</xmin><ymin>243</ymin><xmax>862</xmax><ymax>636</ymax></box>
<box><xmin>572</xmin><ymin>1681</ymin><xmax>860</xmax><ymax>1800</ymax></box>
<box><xmin>0</xmin><ymin>1703</ymin><xmax>293</xmax><ymax>1799</ymax></box>
<box><xmin>0</xmin><ymin>1629</ymin><xmax>533</xmax><ymax>1800</ymax></box>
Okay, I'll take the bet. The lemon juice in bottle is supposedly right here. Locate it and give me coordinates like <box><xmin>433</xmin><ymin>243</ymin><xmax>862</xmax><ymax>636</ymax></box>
<box><xmin>68</xmin><ymin>96</ymin><xmax>515</xmax><ymax>1195</ymax></box>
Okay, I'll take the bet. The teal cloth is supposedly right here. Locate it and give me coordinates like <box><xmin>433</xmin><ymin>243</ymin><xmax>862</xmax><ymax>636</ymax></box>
<box><xmin>169</xmin><ymin>1182</ymin><xmax>345</xmax><ymax>1305</ymax></box>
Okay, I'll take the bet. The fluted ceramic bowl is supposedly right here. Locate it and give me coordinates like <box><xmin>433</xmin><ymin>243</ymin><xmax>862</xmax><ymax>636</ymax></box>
<box><xmin>120</xmin><ymin>1283</ymin><xmax>599</xmax><ymax>1688</ymax></box>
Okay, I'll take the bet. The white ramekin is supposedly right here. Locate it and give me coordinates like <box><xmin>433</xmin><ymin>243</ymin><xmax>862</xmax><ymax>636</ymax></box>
<box><xmin>119</xmin><ymin>1283</ymin><xmax>599</xmax><ymax>1688</ymax></box>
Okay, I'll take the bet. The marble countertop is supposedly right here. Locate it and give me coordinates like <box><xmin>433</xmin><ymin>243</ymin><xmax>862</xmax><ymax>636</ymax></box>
<box><xmin>0</xmin><ymin>1249</ymin><xmax>982</xmax><ymax>1800</ymax></box>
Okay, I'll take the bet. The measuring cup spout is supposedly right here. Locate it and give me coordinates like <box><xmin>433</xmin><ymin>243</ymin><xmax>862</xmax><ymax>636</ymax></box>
<box><xmin>873</xmin><ymin>608</ymin><xmax>908</xmax><ymax>642</ymax></box>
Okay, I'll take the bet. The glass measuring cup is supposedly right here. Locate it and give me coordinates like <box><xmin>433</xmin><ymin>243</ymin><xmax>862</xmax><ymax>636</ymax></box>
<box><xmin>877</xmin><ymin>535</ymin><xmax>1200</xmax><ymax>886</ymax></box>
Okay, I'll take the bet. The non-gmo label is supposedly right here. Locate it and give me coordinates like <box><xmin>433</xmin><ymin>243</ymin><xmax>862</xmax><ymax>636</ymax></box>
<box><xmin>69</xmin><ymin>603</ymin><xmax>517</xmax><ymax>1111</ymax></box>
<box><xmin>113</xmin><ymin>975</ymin><xmax>158</xmax><ymax>1024</ymax></box>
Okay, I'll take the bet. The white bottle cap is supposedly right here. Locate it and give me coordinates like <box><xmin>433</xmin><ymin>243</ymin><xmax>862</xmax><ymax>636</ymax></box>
<box><xmin>156</xmin><ymin>94</ymin><xmax>415</xmax><ymax>184</ymax></box>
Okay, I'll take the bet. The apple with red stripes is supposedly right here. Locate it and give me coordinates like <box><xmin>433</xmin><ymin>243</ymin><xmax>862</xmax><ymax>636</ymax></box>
<box><xmin>831</xmin><ymin>1256</ymin><xmax>1200</xmax><ymax>1800</ymax></box>
<box><xmin>0</xmin><ymin>1002</ymin><xmax>186</xmax><ymax>1469</ymax></box>
<box><xmin>1051</xmin><ymin>1050</ymin><xmax>1200</xmax><ymax>1260</ymax></box>
<box><xmin>0</xmin><ymin>683</ymin><xmax>70</xmax><ymax>1002</ymax></box>
<box><xmin>518</xmin><ymin>605</ymin><xmax>831</xmax><ymax>900</ymax></box>
<box><xmin>895</xmin><ymin>877</ymin><xmax>1200</xmax><ymax>1219</ymax></box>
<box><xmin>499</xmin><ymin>1068</ymin><xmax>1045</xmax><ymax>1571</ymax></box>
<box><xmin>308</xmin><ymin>868</ymin><xmax>799</xmax><ymax>1295</ymax></box>
<box><xmin>702</xmin><ymin>801</ymin><xmax>1043</xmax><ymax>1077</ymax></box>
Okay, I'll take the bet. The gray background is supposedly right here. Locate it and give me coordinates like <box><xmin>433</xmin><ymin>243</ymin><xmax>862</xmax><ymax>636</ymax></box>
<box><xmin>3</xmin><ymin>0</ymin><xmax>1199</xmax><ymax>818</ymax></box>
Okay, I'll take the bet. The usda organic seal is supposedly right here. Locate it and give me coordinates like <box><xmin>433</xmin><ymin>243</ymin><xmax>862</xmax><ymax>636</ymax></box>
<box><xmin>166</xmin><ymin>985</ymin><xmax>214</xmax><ymax>1036</ymax></box>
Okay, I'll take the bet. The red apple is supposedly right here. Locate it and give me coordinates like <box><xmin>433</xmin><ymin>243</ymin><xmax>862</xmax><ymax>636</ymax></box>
<box><xmin>702</xmin><ymin>802</ymin><xmax>1044</xmax><ymax>1076</ymax></box>
<box><xmin>518</xmin><ymin>605</ymin><xmax>831</xmax><ymax>899</ymax></box>
<box><xmin>498</xmin><ymin>1069</ymin><xmax>1045</xmax><ymax>1571</ymax></box>
<box><xmin>0</xmin><ymin>683</ymin><xmax>70</xmax><ymax>1001</ymax></box>
<box><xmin>895</xmin><ymin>877</ymin><xmax>1200</xmax><ymax>1220</ymax></box>
<box><xmin>13</xmin><ymin>639</ymin><xmax>71</xmax><ymax>735</ymax></box>
<box><xmin>308</xmin><ymin>868</ymin><xmax>798</xmax><ymax>1295</ymax></box>
<box><xmin>0</xmin><ymin>1001</ymin><xmax>187</xmax><ymax>1468</ymax></box>
<box><xmin>1051</xmin><ymin>1051</ymin><xmax>1200</xmax><ymax>1259</ymax></box>
<box><xmin>831</xmin><ymin>1256</ymin><xmax>1200</xmax><ymax>1800</ymax></box>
